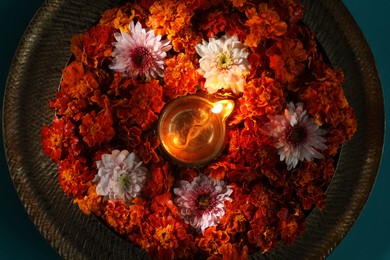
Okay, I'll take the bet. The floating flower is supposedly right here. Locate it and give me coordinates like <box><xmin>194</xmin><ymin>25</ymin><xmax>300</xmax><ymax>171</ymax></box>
<box><xmin>94</xmin><ymin>150</ymin><xmax>148</xmax><ymax>203</ymax></box>
<box><xmin>109</xmin><ymin>21</ymin><xmax>171</xmax><ymax>78</ymax></box>
<box><xmin>174</xmin><ymin>174</ymin><xmax>233</xmax><ymax>234</ymax></box>
<box><xmin>263</xmin><ymin>102</ymin><xmax>327</xmax><ymax>170</ymax></box>
<box><xmin>196</xmin><ymin>34</ymin><xmax>250</xmax><ymax>94</ymax></box>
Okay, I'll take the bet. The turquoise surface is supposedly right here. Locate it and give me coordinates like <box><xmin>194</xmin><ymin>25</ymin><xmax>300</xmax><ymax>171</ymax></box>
<box><xmin>0</xmin><ymin>1</ymin><xmax>388</xmax><ymax>259</ymax></box>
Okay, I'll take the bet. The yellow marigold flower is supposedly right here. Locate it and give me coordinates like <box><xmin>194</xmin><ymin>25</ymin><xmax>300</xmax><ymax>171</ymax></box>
<box><xmin>74</xmin><ymin>184</ymin><xmax>103</xmax><ymax>216</ymax></box>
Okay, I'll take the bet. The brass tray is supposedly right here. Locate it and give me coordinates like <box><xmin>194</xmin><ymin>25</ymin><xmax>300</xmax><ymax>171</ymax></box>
<box><xmin>3</xmin><ymin>0</ymin><xmax>384</xmax><ymax>259</ymax></box>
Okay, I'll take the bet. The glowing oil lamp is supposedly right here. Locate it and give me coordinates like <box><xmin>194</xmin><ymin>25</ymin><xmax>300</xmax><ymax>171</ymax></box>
<box><xmin>157</xmin><ymin>96</ymin><xmax>234</xmax><ymax>167</ymax></box>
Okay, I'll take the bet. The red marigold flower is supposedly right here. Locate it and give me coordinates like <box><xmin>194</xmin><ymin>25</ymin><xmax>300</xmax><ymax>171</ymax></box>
<box><xmin>79</xmin><ymin>109</ymin><xmax>115</xmax><ymax>148</ymax></box>
<box><xmin>150</xmin><ymin>192</ymin><xmax>179</xmax><ymax>217</ymax></box>
<box><xmin>219</xmin><ymin>200</ymin><xmax>249</xmax><ymax>234</ymax></box>
<box><xmin>144</xmin><ymin>161</ymin><xmax>173</xmax><ymax>198</ymax></box>
<box><xmin>128</xmin><ymin>79</ymin><xmax>165</xmax><ymax>130</ymax></box>
<box><xmin>118</xmin><ymin>122</ymin><xmax>142</xmax><ymax>149</ymax></box>
<box><xmin>290</xmin><ymin>159</ymin><xmax>334</xmax><ymax>210</ymax></box>
<box><xmin>146</xmin><ymin>0</ymin><xmax>194</xmax><ymax>37</ymax></box>
<box><xmin>197</xmin><ymin>226</ymin><xmax>230</xmax><ymax>255</ymax></box>
<box><xmin>199</xmin><ymin>10</ymin><xmax>227</xmax><ymax>38</ymax></box>
<box><xmin>41</xmin><ymin>116</ymin><xmax>82</xmax><ymax>162</ymax></box>
<box><xmin>137</xmin><ymin>134</ymin><xmax>161</xmax><ymax>164</ymax></box>
<box><xmin>299</xmin><ymin>67</ymin><xmax>357</xmax><ymax>155</ymax></box>
<box><xmin>245</xmin><ymin>3</ymin><xmax>287</xmax><ymax>48</ymax></box>
<box><xmin>141</xmin><ymin>214</ymin><xmax>195</xmax><ymax>260</ymax></box>
<box><xmin>70</xmin><ymin>33</ymin><xmax>84</xmax><ymax>62</ymax></box>
<box><xmin>49</xmin><ymin>61</ymin><xmax>100</xmax><ymax>120</ymax></box>
<box><xmin>164</xmin><ymin>53</ymin><xmax>199</xmax><ymax>100</ymax></box>
<box><xmin>276</xmin><ymin>207</ymin><xmax>305</xmax><ymax>245</ymax></box>
<box><xmin>82</xmin><ymin>25</ymin><xmax>116</xmax><ymax>68</ymax></box>
<box><xmin>205</xmin><ymin>159</ymin><xmax>237</xmax><ymax>180</ymax></box>
<box><xmin>266</xmin><ymin>38</ymin><xmax>307</xmax><ymax>84</ymax></box>
<box><xmin>58</xmin><ymin>156</ymin><xmax>95</xmax><ymax>198</ymax></box>
<box><xmin>208</xmin><ymin>243</ymin><xmax>249</xmax><ymax>260</ymax></box>
<box><xmin>269</xmin><ymin>0</ymin><xmax>304</xmax><ymax>24</ymax></box>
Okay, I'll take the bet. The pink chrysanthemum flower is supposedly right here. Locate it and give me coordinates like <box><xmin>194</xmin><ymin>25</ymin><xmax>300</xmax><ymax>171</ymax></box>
<box><xmin>263</xmin><ymin>102</ymin><xmax>327</xmax><ymax>170</ymax></box>
<box><xmin>174</xmin><ymin>174</ymin><xmax>233</xmax><ymax>234</ymax></box>
<box><xmin>109</xmin><ymin>21</ymin><xmax>171</xmax><ymax>78</ymax></box>
<box><xmin>93</xmin><ymin>150</ymin><xmax>148</xmax><ymax>204</ymax></box>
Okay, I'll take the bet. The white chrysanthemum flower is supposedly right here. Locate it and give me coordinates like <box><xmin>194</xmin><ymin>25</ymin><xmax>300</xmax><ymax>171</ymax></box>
<box><xmin>94</xmin><ymin>150</ymin><xmax>148</xmax><ymax>203</ymax></box>
<box><xmin>109</xmin><ymin>21</ymin><xmax>171</xmax><ymax>78</ymax></box>
<box><xmin>195</xmin><ymin>34</ymin><xmax>250</xmax><ymax>94</ymax></box>
<box><xmin>263</xmin><ymin>102</ymin><xmax>328</xmax><ymax>170</ymax></box>
<box><xmin>174</xmin><ymin>174</ymin><xmax>233</xmax><ymax>234</ymax></box>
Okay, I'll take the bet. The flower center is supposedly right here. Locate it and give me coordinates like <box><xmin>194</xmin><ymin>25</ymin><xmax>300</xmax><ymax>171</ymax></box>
<box><xmin>197</xmin><ymin>194</ymin><xmax>211</xmax><ymax>210</ymax></box>
<box><xmin>217</xmin><ymin>52</ymin><xmax>231</xmax><ymax>69</ymax></box>
<box><xmin>118</xmin><ymin>173</ymin><xmax>131</xmax><ymax>188</ymax></box>
<box><xmin>51</xmin><ymin>133</ymin><xmax>63</xmax><ymax>147</ymax></box>
<box><xmin>130</xmin><ymin>46</ymin><xmax>153</xmax><ymax>70</ymax></box>
<box><xmin>155</xmin><ymin>225</ymin><xmax>172</xmax><ymax>247</ymax></box>
<box><xmin>286</xmin><ymin>125</ymin><xmax>308</xmax><ymax>145</ymax></box>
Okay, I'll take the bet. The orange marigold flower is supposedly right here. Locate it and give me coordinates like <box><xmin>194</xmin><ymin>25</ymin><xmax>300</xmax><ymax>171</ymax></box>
<box><xmin>74</xmin><ymin>183</ymin><xmax>104</xmax><ymax>216</ymax></box>
<box><xmin>164</xmin><ymin>53</ymin><xmax>199</xmax><ymax>100</ymax></box>
<box><xmin>243</xmin><ymin>75</ymin><xmax>285</xmax><ymax>118</ymax></box>
<box><xmin>79</xmin><ymin>109</ymin><xmax>115</xmax><ymax>148</ymax></box>
<box><xmin>266</xmin><ymin>38</ymin><xmax>307</xmax><ymax>84</ymax></box>
<box><xmin>41</xmin><ymin>116</ymin><xmax>83</xmax><ymax>162</ymax></box>
<box><xmin>82</xmin><ymin>25</ymin><xmax>116</xmax><ymax>68</ymax></box>
<box><xmin>169</xmin><ymin>27</ymin><xmax>202</xmax><ymax>54</ymax></box>
<box><xmin>127</xmin><ymin>79</ymin><xmax>165</xmax><ymax>130</ymax></box>
<box><xmin>103</xmin><ymin>200</ymin><xmax>133</xmax><ymax>235</ymax></box>
<box><xmin>245</xmin><ymin>3</ymin><xmax>287</xmax><ymax>48</ymax></box>
<box><xmin>146</xmin><ymin>0</ymin><xmax>194</xmax><ymax>37</ymax></box>
<box><xmin>99</xmin><ymin>3</ymin><xmax>148</xmax><ymax>33</ymax></box>
<box><xmin>58</xmin><ymin>156</ymin><xmax>95</xmax><ymax>198</ymax></box>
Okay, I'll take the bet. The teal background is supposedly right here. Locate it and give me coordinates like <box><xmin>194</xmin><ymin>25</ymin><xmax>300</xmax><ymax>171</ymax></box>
<box><xmin>0</xmin><ymin>1</ymin><xmax>388</xmax><ymax>259</ymax></box>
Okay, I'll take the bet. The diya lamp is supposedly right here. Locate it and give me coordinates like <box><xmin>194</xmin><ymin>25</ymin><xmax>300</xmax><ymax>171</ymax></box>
<box><xmin>157</xmin><ymin>95</ymin><xmax>234</xmax><ymax>167</ymax></box>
